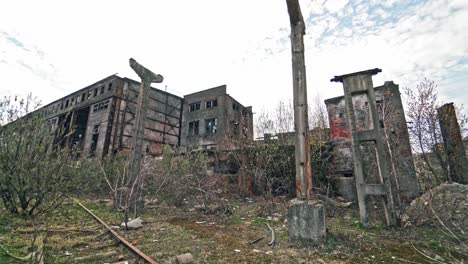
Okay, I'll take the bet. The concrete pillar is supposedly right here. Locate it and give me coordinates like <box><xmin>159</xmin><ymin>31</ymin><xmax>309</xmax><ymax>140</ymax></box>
<box><xmin>437</xmin><ymin>103</ymin><xmax>468</xmax><ymax>184</ymax></box>
<box><xmin>332</xmin><ymin>177</ymin><xmax>357</xmax><ymax>201</ymax></box>
<box><xmin>287</xmin><ymin>199</ymin><xmax>326</xmax><ymax>244</ymax></box>
<box><xmin>286</xmin><ymin>0</ymin><xmax>326</xmax><ymax>244</ymax></box>
<box><xmin>128</xmin><ymin>58</ymin><xmax>164</xmax><ymax>215</ymax></box>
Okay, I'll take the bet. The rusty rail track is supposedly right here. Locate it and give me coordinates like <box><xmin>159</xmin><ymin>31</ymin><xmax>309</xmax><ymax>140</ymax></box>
<box><xmin>73</xmin><ymin>198</ymin><xmax>157</xmax><ymax>264</ymax></box>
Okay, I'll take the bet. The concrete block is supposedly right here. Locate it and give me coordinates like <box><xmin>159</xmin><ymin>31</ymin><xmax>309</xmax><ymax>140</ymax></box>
<box><xmin>288</xmin><ymin>198</ymin><xmax>326</xmax><ymax>244</ymax></box>
<box><xmin>332</xmin><ymin>176</ymin><xmax>357</xmax><ymax>201</ymax></box>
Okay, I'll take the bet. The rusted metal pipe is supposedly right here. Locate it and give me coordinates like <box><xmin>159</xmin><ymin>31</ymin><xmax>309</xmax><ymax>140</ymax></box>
<box><xmin>73</xmin><ymin>198</ymin><xmax>157</xmax><ymax>264</ymax></box>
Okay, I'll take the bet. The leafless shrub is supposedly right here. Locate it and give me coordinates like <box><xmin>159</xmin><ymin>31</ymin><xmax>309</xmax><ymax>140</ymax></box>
<box><xmin>404</xmin><ymin>79</ymin><xmax>467</xmax><ymax>190</ymax></box>
<box><xmin>96</xmin><ymin>154</ymin><xmax>145</xmax><ymax>225</ymax></box>
<box><xmin>0</xmin><ymin>94</ymin><xmax>85</xmax><ymax>218</ymax></box>
<box><xmin>144</xmin><ymin>148</ymin><xmax>228</xmax><ymax>214</ymax></box>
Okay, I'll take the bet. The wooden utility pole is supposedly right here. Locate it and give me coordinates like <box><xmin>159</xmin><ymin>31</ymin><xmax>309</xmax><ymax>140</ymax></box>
<box><xmin>128</xmin><ymin>58</ymin><xmax>164</xmax><ymax>215</ymax></box>
<box><xmin>286</xmin><ymin>0</ymin><xmax>312</xmax><ymax>200</ymax></box>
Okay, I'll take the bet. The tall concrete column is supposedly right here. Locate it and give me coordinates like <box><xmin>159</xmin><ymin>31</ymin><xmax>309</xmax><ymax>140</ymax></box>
<box><xmin>286</xmin><ymin>0</ymin><xmax>312</xmax><ymax>200</ymax></box>
<box><xmin>286</xmin><ymin>0</ymin><xmax>325</xmax><ymax>245</ymax></box>
<box><xmin>128</xmin><ymin>58</ymin><xmax>164</xmax><ymax>215</ymax></box>
<box><xmin>437</xmin><ymin>103</ymin><xmax>468</xmax><ymax>184</ymax></box>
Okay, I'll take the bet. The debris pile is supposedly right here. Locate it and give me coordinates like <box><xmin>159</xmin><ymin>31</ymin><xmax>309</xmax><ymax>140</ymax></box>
<box><xmin>401</xmin><ymin>183</ymin><xmax>468</xmax><ymax>232</ymax></box>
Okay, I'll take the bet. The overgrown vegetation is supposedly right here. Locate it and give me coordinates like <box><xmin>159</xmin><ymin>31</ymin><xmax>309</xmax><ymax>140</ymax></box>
<box><xmin>0</xmin><ymin>95</ymin><xmax>86</xmax><ymax>218</ymax></box>
<box><xmin>142</xmin><ymin>148</ymin><xmax>230</xmax><ymax>213</ymax></box>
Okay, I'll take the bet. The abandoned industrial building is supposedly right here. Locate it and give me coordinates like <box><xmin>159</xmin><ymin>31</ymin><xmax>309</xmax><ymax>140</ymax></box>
<box><xmin>324</xmin><ymin>80</ymin><xmax>419</xmax><ymax>207</ymax></box>
<box><xmin>181</xmin><ymin>85</ymin><xmax>253</xmax><ymax>150</ymax></box>
<box><xmin>35</xmin><ymin>75</ymin><xmax>253</xmax><ymax>157</ymax></box>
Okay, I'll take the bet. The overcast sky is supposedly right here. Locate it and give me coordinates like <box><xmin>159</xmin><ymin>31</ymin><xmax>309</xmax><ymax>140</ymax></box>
<box><xmin>1</xmin><ymin>0</ymin><xmax>467</xmax><ymax>114</ymax></box>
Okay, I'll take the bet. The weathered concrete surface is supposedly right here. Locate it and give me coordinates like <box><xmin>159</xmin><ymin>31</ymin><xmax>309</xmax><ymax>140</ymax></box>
<box><xmin>181</xmin><ymin>85</ymin><xmax>253</xmax><ymax>151</ymax></box>
<box><xmin>287</xmin><ymin>199</ymin><xmax>326</xmax><ymax>244</ymax></box>
<box><xmin>331</xmin><ymin>177</ymin><xmax>357</xmax><ymax>201</ymax></box>
<box><xmin>37</xmin><ymin>74</ymin><xmax>183</xmax><ymax>158</ymax></box>
<box><xmin>286</xmin><ymin>0</ymin><xmax>313</xmax><ymax>200</ymax></box>
<box><xmin>325</xmin><ymin>82</ymin><xmax>419</xmax><ymax>208</ymax></box>
<box><xmin>437</xmin><ymin>103</ymin><xmax>468</xmax><ymax>184</ymax></box>
<box><xmin>401</xmin><ymin>183</ymin><xmax>468</xmax><ymax>232</ymax></box>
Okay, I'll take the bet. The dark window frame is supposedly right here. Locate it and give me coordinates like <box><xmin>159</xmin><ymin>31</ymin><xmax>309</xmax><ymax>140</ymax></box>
<box><xmin>205</xmin><ymin>118</ymin><xmax>217</xmax><ymax>134</ymax></box>
<box><xmin>206</xmin><ymin>99</ymin><xmax>218</xmax><ymax>109</ymax></box>
<box><xmin>189</xmin><ymin>102</ymin><xmax>201</xmax><ymax>112</ymax></box>
<box><xmin>188</xmin><ymin>120</ymin><xmax>200</xmax><ymax>136</ymax></box>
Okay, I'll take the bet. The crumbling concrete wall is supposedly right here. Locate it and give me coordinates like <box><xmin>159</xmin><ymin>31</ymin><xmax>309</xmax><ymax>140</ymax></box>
<box><xmin>117</xmin><ymin>78</ymin><xmax>183</xmax><ymax>156</ymax></box>
<box><xmin>325</xmin><ymin>81</ymin><xmax>419</xmax><ymax>205</ymax></box>
<box><xmin>437</xmin><ymin>103</ymin><xmax>468</xmax><ymax>184</ymax></box>
<box><xmin>181</xmin><ymin>85</ymin><xmax>253</xmax><ymax>150</ymax></box>
<box><xmin>39</xmin><ymin>75</ymin><xmax>183</xmax><ymax>157</ymax></box>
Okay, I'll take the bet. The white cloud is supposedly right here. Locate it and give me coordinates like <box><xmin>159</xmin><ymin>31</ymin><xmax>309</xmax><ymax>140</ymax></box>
<box><xmin>0</xmin><ymin>0</ymin><xmax>467</xmax><ymax>117</ymax></box>
<box><xmin>324</xmin><ymin>0</ymin><xmax>350</xmax><ymax>13</ymax></box>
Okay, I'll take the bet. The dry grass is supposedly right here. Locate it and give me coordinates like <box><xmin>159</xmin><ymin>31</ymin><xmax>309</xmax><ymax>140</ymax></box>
<box><xmin>0</xmin><ymin>196</ymin><xmax>466</xmax><ymax>263</ymax></box>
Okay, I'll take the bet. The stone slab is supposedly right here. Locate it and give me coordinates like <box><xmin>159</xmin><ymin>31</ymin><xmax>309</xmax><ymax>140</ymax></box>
<box><xmin>288</xmin><ymin>198</ymin><xmax>326</xmax><ymax>244</ymax></box>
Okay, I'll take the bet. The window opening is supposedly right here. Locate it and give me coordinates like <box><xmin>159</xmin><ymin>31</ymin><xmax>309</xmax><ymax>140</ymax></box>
<box><xmin>90</xmin><ymin>124</ymin><xmax>100</xmax><ymax>156</ymax></box>
<box><xmin>206</xmin><ymin>99</ymin><xmax>218</xmax><ymax>109</ymax></box>
<box><xmin>92</xmin><ymin>100</ymin><xmax>110</xmax><ymax>113</ymax></box>
<box><xmin>242</xmin><ymin>126</ymin><xmax>248</xmax><ymax>137</ymax></box>
<box><xmin>188</xmin><ymin>120</ymin><xmax>200</xmax><ymax>135</ymax></box>
<box><xmin>189</xmin><ymin>102</ymin><xmax>201</xmax><ymax>112</ymax></box>
<box><xmin>205</xmin><ymin>118</ymin><xmax>217</xmax><ymax>134</ymax></box>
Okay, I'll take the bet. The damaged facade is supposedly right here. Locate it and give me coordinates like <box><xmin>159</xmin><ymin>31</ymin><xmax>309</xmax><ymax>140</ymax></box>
<box><xmin>325</xmin><ymin>81</ymin><xmax>419</xmax><ymax>204</ymax></box>
<box><xmin>35</xmin><ymin>76</ymin><xmax>252</xmax><ymax>157</ymax></box>
<box><xmin>40</xmin><ymin>75</ymin><xmax>183</xmax><ymax>157</ymax></box>
<box><xmin>181</xmin><ymin>85</ymin><xmax>253</xmax><ymax>150</ymax></box>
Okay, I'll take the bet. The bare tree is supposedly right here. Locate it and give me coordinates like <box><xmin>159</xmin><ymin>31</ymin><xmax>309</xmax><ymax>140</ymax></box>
<box><xmin>404</xmin><ymin>79</ymin><xmax>467</xmax><ymax>189</ymax></box>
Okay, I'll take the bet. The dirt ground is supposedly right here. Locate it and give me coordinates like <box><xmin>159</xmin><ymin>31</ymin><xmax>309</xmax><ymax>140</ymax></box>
<box><xmin>0</xmin><ymin>196</ymin><xmax>466</xmax><ymax>263</ymax></box>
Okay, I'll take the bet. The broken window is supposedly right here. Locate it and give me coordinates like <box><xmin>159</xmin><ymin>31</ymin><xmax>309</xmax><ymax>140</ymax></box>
<box><xmin>100</xmin><ymin>86</ymin><xmax>105</xmax><ymax>94</ymax></box>
<box><xmin>92</xmin><ymin>125</ymin><xmax>100</xmax><ymax>134</ymax></box>
<box><xmin>376</xmin><ymin>100</ymin><xmax>384</xmax><ymax>128</ymax></box>
<box><xmin>90</xmin><ymin>125</ymin><xmax>100</xmax><ymax>156</ymax></box>
<box><xmin>232</xmin><ymin>121</ymin><xmax>239</xmax><ymax>135</ymax></box>
<box><xmin>93</xmin><ymin>89</ymin><xmax>98</xmax><ymax>97</ymax></box>
<box><xmin>242</xmin><ymin>126</ymin><xmax>248</xmax><ymax>137</ymax></box>
<box><xmin>232</xmin><ymin>103</ymin><xmax>239</xmax><ymax>112</ymax></box>
<box><xmin>189</xmin><ymin>102</ymin><xmax>201</xmax><ymax>112</ymax></box>
<box><xmin>188</xmin><ymin>120</ymin><xmax>200</xmax><ymax>136</ymax></box>
<box><xmin>65</xmin><ymin>99</ymin><xmax>69</xmax><ymax>108</ymax></box>
<box><xmin>76</xmin><ymin>95</ymin><xmax>81</xmax><ymax>103</ymax></box>
<box><xmin>205</xmin><ymin>118</ymin><xmax>217</xmax><ymax>134</ymax></box>
<box><xmin>87</xmin><ymin>91</ymin><xmax>92</xmax><ymax>100</ymax></box>
<box><xmin>92</xmin><ymin>100</ymin><xmax>110</xmax><ymax>113</ymax></box>
<box><xmin>108</xmin><ymin>83</ymin><xmax>113</xmax><ymax>91</ymax></box>
<box><xmin>82</xmin><ymin>93</ymin><xmax>86</xmax><ymax>102</ymax></box>
<box><xmin>206</xmin><ymin>99</ymin><xmax>218</xmax><ymax>109</ymax></box>
<box><xmin>242</xmin><ymin>109</ymin><xmax>249</xmax><ymax>118</ymax></box>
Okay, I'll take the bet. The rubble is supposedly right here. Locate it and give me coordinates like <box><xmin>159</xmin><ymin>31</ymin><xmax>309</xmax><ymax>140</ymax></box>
<box><xmin>401</xmin><ymin>183</ymin><xmax>468</xmax><ymax>232</ymax></box>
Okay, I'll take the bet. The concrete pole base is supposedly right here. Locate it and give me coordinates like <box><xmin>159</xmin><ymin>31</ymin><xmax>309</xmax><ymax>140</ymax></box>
<box><xmin>288</xmin><ymin>198</ymin><xmax>326</xmax><ymax>245</ymax></box>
